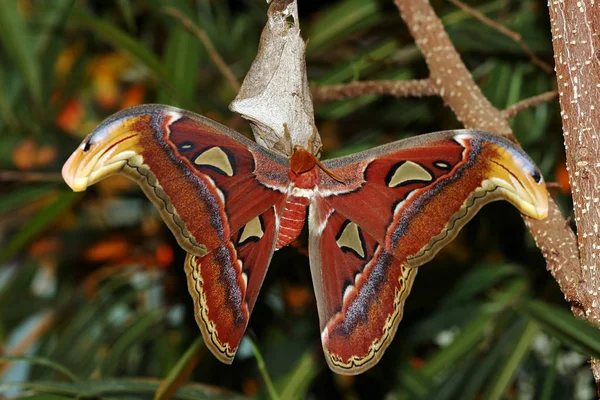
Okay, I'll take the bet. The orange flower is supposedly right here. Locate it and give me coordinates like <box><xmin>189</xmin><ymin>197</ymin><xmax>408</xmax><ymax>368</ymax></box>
<box><xmin>55</xmin><ymin>43</ymin><xmax>84</xmax><ymax>77</ymax></box>
<box><xmin>12</xmin><ymin>138</ymin><xmax>57</xmax><ymax>170</ymax></box>
<box><xmin>283</xmin><ymin>284</ymin><xmax>311</xmax><ymax>313</ymax></box>
<box><xmin>155</xmin><ymin>244</ymin><xmax>174</xmax><ymax>268</ymax></box>
<box><xmin>55</xmin><ymin>98</ymin><xmax>84</xmax><ymax>133</ymax></box>
<box><xmin>410</xmin><ymin>357</ymin><xmax>425</xmax><ymax>369</ymax></box>
<box><xmin>88</xmin><ymin>53</ymin><xmax>133</xmax><ymax>109</ymax></box>
<box><xmin>554</xmin><ymin>160</ymin><xmax>571</xmax><ymax>194</ymax></box>
<box><xmin>120</xmin><ymin>84</ymin><xmax>146</xmax><ymax>109</ymax></box>
<box><xmin>84</xmin><ymin>238</ymin><xmax>131</xmax><ymax>263</ymax></box>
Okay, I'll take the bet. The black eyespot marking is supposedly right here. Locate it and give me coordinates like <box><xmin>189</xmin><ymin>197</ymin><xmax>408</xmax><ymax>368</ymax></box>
<box><xmin>532</xmin><ymin>170</ymin><xmax>542</xmax><ymax>184</ymax></box>
<box><xmin>83</xmin><ymin>141</ymin><xmax>91</xmax><ymax>152</ymax></box>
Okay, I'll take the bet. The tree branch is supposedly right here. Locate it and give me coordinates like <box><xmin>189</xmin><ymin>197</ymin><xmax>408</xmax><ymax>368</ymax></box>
<box><xmin>447</xmin><ymin>0</ymin><xmax>553</xmax><ymax>73</ymax></box>
<box><xmin>547</xmin><ymin>0</ymin><xmax>600</xmax><ymax>387</ymax></box>
<box><xmin>395</xmin><ymin>0</ymin><xmax>513</xmax><ymax>135</ymax></box>
<box><xmin>311</xmin><ymin>79</ymin><xmax>437</xmax><ymax>102</ymax></box>
<box><xmin>394</xmin><ymin>0</ymin><xmax>587</xmax><ymax>376</ymax></box>
<box><xmin>501</xmin><ymin>90</ymin><xmax>558</xmax><ymax>119</ymax></box>
<box><xmin>164</xmin><ymin>7</ymin><xmax>240</xmax><ymax>93</ymax></box>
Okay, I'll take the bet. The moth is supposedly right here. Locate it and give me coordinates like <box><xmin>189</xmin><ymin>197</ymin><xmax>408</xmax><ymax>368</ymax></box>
<box><xmin>62</xmin><ymin>104</ymin><xmax>548</xmax><ymax>375</ymax></box>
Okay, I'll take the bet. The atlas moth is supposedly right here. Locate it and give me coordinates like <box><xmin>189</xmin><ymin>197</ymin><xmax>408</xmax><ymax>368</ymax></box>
<box><xmin>62</xmin><ymin>104</ymin><xmax>548</xmax><ymax>375</ymax></box>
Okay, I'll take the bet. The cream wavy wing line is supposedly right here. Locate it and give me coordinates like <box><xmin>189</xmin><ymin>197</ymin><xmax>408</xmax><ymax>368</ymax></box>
<box><xmin>184</xmin><ymin>253</ymin><xmax>237</xmax><ymax>363</ymax></box>
<box><xmin>400</xmin><ymin>133</ymin><xmax>549</xmax><ymax>267</ymax></box>
<box><xmin>123</xmin><ymin>159</ymin><xmax>207</xmax><ymax>256</ymax></box>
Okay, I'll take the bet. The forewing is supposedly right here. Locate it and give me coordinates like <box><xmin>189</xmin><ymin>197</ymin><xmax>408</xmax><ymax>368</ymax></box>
<box><xmin>320</xmin><ymin>130</ymin><xmax>547</xmax><ymax>268</ymax></box>
<box><xmin>62</xmin><ymin>105</ymin><xmax>291</xmax><ymax>364</ymax></box>
<box><xmin>63</xmin><ymin>104</ymin><xmax>290</xmax><ymax>257</ymax></box>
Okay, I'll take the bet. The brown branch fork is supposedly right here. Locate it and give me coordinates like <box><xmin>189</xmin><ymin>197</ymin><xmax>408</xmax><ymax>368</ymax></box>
<box><xmin>315</xmin><ymin>0</ymin><xmax>599</xmax><ymax>388</ymax></box>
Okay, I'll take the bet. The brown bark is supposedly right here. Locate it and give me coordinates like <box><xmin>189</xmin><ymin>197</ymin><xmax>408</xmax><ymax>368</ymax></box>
<box><xmin>394</xmin><ymin>0</ymin><xmax>593</xmax><ymax>383</ymax></box>
<box><xmin>311</xmin><ymin>79</ymin><xmax>437</xmax><ymax>102</ymax></box>
<box><xmin>547</xmin><ymin>0</ymin><xmax>600</xmax><ymax>386</ymax></box>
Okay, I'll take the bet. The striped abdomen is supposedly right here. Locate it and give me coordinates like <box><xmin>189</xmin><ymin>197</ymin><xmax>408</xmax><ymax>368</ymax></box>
<box><xmin>276</xmin><ymin>195</ymin><xmax>311</xmax><ymax>249</ymax></box>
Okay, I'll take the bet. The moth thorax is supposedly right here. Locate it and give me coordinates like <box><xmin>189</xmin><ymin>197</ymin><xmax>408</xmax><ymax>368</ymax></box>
<box><xmin>276</xmin><ymin>195</ymin><xmax>311</xmax><ymax>249</ymax></box>
<box><xmin>290</xmin><ymin>148</ymin><xmax>317</xmax><ymax>177</ymax></box>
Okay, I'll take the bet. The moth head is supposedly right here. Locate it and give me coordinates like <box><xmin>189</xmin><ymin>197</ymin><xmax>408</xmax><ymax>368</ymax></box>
<box><xmin>290</xmin><ymin>146</ymin><xmax>345</xmax><ymax>184</ymax></box>
<box><xmin>62</xmin><ymin>110</ymin><xmax>150</xmax><ymax>191</ymax></box>
<box><xmin>290</xmin><ymin>146</ymin><xmax>317</xmax><ymax>176</ymax></box>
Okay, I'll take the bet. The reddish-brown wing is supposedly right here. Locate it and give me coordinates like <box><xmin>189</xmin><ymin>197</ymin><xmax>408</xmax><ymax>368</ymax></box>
<box><xmin>310</xmin><ymin>130</ymin><xmax>547</xmax><ymax>374</ymax></box>
<box><xmin>136</xmin><ymin>106</ymin><xmax>290</xmax><ymax>256</ymax></box>
<box><xmin>320</xmin><ymin>130</ymin><xmax>546</xmax><ymax>267</ymax></box>
<box><xmin>61</xmin><ymin>104</ymin><xmax>292</xmax><ymax>364</ymax></box>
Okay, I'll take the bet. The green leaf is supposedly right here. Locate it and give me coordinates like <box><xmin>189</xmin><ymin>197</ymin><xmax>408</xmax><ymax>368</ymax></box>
<box><xmin>276</xmin><ymin>350</ymin><xmax>320</xmax><ymax>399</ymax></box>
<box><xmin>441</xmin><ymin>263</ymin><xmax>520</xmax><ymax>308</ymax></box>
<box><xmin>33</xmin><ymin>0</ymin><xmax>76</xmax><ymax>53</ymax></box>
<box><xmin>484</xmin><ymin>319</ymin><xmax>539</xmax><ymax>400</ymax></box>
<box><xmin>0</xmin><ymin>355</ymin><xmax>80</xmax><ymax>382</ymax></box>
<box><xmin>0</xmin><ymin>185</ymin><xmax>58</xmax><ymax>214</ymax></box>
<box><xmin>315</xmin><ymin>39</ymin><xmax>401</xmax><ymax>85</ymax></box>
<box><xmin>17</xmin><ymin>395</ymin><xmax>73</xmax><ymax>400</ymax></box>
<box><xmin>0</xmin><ymin>378</ymin><xmax>243</xmax><ymax>399</ymax></box>
<box><xmin>154</xmin><ymin>336</ymin><xmax>204</xmax><ymax>400</ymax></box>
<box><xmin>70</xmin><ymin>10</ymin><xmax>191</xmax><ymax>108</ymax></box>
<box><xmin>520</xmin><ymin>300</ymin><xmax>600</xmax><ymax>359</ymax></box>
<box><xmin>101</xmin><ymin>310</ymin><xmax>164</xmax><ymax>376</ymax></box>
<box><xmin>306</xmin><ymin>0</ymin><xmax>382</xmax><ymax>56</ymax></box>
<box><xmin>0</xmin><ymin>0</ymin><xmax>42</xmax><ymax>108</ymax></box>
<box><xmin>250</xmin><ymin>338</ymin><xmax>279</xmax><ymax>400</ymax></box>
<box><xmin>426</xmin><ymin>352</ymin><xmax>478</xmax><ymax>400</ymax></box>
<box><xmin>42</xmin><ymin>277</ymin><xmax>145</xmax><ymax>378</ymax></box>
<box><xmin>157</xmin><ymin>25</ymin><xmax>201</xmax><ymax>108</ymax></box>
<box><xmin>116</xmin><ymin>0</ymin><xmax>136</xmax><ymax>32</ymax></box>
<box><xmin>0</xmin><ymin>190</ymin><xmax>80</xmax><ymax>264</ymax></box>
<box><xmin>540</xmin><ymin>339</ymin><xmax>560</xmax><ymax>400</ymax></box>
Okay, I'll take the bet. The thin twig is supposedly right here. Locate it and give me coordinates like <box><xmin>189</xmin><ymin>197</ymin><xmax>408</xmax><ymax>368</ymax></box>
<box><xmin>447</xmin><ymin>0</ymin><xmax>553</xmax><ymax>73</ymax></box>
<box><xmin>311</xmin><ymin>79</ymin><xmax>437</xmax><ymax>102</ymax></box>
<box><xmin>163</xmin><ymin>7</ymin><xmax>241</xmax><ymax>93</ymax></box>
<box><xmin>502</xmin><ymin>90</ymin><xmax>558</xmax><ymax>119</ymax></box>
<box><xmin>0</xmin><ymin>171</ymin><xmax>63</xmax><ymax>182</ymax></box>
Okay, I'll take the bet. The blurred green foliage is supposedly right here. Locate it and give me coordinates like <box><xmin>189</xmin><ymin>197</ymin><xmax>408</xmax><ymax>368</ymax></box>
<box><xmin>0</xmin><ymin>0</ymin><xmax>593</xmax><ymax>399</ymax></box>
